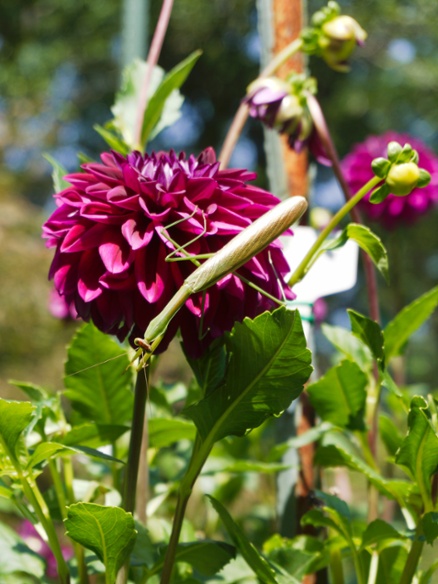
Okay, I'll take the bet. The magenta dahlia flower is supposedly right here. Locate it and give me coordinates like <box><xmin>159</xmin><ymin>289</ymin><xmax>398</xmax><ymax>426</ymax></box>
<box><xmin>341</xmin><ymin>132</ymin><xmax>438</xmax><ymax>228</ymax></box>
<box><xmin>43</xmin><ymin>148</ymin><xmax>294</xmax><ymax>357</ymax></box>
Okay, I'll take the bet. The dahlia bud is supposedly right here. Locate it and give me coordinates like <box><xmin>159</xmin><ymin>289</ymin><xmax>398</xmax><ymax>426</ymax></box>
<box><xmin>386</xmin><ymin>162</ymin><xmax>421</xmax><ymax>196</ymax></box>
<box><xmin>302</xmin><ymin>2</ymin><xmax>366</xmax><ymax>72</ymax></box>
<box><xmin>244</xmin><ymin>74</ymin><xmax>329</xmax><ymax>164</ymax></box>
<box><xmin>369</xmin><ymin>141</ymin><xmax>431</xmax><ymax>204</ymax></box>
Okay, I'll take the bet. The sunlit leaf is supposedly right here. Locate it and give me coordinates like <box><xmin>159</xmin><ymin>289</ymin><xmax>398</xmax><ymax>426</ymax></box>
<box><xmin>321</xmin><ymin>324</ymin><xmax>373</xmax><ymax>371</ymax></box>
<box><xmin>307</xmin><ymin>360</ymin><xmax>368</xmax><ymax>430</ymax></box>
<box><xmin>149</xmin><ymin>418</ymin><xmax>196</xmax><ymax>449</ymax></box>
<box><xmin>140</xmin><ymin>51</ymin><xmax>202</xmax><ymax>145</ymax></box>
<box><xmin>384</xmin><ymin>286</ymin><xmax>438</xmax><ymax>360</ymax></box>
<box><xmin>65</xmin><ymin>502</ymin><xmax>137</xmax><ymax>583</ymax></box>
<box><xmin>0</xmin><ymin>399</ymin><xmax>35</xmax><ymax>463</ymax></box>
<box><xmin>348</xmin><ymin>309</ymin><xmax>385</xmax><ymax>368</ymax></box>
<box><xmin>185</xmin><ymin>308</ymin><xmax>312</xmax><ymax>442</ymax></box>
<box><xmin>395</xmin><ymin>396</ymin><xmax>438</xmax><ymax>509</ymax></box>
<box><xmin>321</xmin><ymin>223</ymin><xmax>389</xmax><ymax>282</ymax></box>
<box><xmin>64</xmin><ymin>323</ymin><xmax>133</xmax><ymax>425</ymax></box>
<box><xmin>208</xmin><ymin>495</ymin><xmax>278</xmax><ymax>583</ymax></box>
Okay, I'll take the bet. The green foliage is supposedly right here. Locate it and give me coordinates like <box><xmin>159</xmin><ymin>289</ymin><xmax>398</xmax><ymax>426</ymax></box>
<box><xmin>208</xmin><ymin>495</ymin><xmax>281</xmax><ymax>584</ymax></box>
<box><xmin>384</xmin><ymin>286</ymin><xmax>438</xmax><ymax>360</ymax></box>
<box><xmin>307</xmin><ymin>359</ymin><xmax>368</xmax><ymax>430</ymax></box>
<box><xmin>65</xmin><ymin>502</ymin><xmax>137</xmax><ymax>583</ymax></box>
<box><xmin>322</xmin><ymin>223</ymin><xmax>389</xmax><ymax>282</ymax></box>
<box><xmin>348</xmin><ymin>309</ymin><xmax>385</xmax><ymax>369</ymax></box>
<box><xmin>185</xmin><ymin>308</ymin><xmax>312</xmax><ymax>442</ymax></box>
<box><xmin>64</xmin><ymin>323</ymin><xmax>133</xmax><ymax>425</ymax></box>
<box><xmin>395</xmin><ymin>396</ymin><xmax>438</xmax><ymax>511</ymax></box>
<box><xmin>0</xmin><ymin>399</ymin><xmax>35</xmax><ymax>463</ymax></box>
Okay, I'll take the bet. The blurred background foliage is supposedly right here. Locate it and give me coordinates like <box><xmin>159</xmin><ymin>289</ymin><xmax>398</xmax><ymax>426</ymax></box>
<box><xmin>0</xmin><ymin>0</ymin><xmax>437</xmax><ymax>396</ymax></box>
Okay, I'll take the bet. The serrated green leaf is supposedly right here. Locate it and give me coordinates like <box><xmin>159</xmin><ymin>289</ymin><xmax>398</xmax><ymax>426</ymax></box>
<box><xmin>384</xmin><ymin>286</ymin><xmax>438</xmax><ymax>360</ymax></box>
<box><xmin>321</xmin><ymin>324</ymin><xmax>373</xmax><ymax>371</ymax></box>
<box><xmin>43</xmin><ymin>153</ymin><xmax>71</xmax><ymax>192</ymax></box>
<box><xmin>0</xmin><ymin>522</ymin><xmax>46</xmax><ymax>578</ymax></box>
<box><xmin>184</xmin><ymin>308</ymin><xmax>312</xmax><ymax>442</ymax></box>
<box><xmin>65</xmin><ymin>502</ymin><xmax>137</xmax><ymax>583</ymax></box>
<box><xmin>141</xmin><ymin>51</ymin><xmax>202</xmax><ymax>145</ymax></box>
<box><xmin>422</xmin><ymin>512</ymin><xmax>438</xmax><ymax>544</ymax></box>
<box><xmin>149</xmin><ymin>418</ymin><xmax>196</xmax><ymax>449</ymax></box>
<box><xmin>64</xmin><ymin>323</ymin><xmax>133</xmax><ymax>425</ymax></box>
<box><xmin>0</xmin><ymin>399</ymin><xmax>35</xmax><ymax>463</ymax></box>
<box><xmin>208</xmin><ymin>495</ymin><xmax>278</xmax><ymax>583</ymax></box>
<box><xmin>395</xmin><ymin>396</ymin><xmax>438</xmax><ymax>510</ymax></box>
<box><xmin>348</xmin><ymin>309</ymin><xmax>385</xmax><ymax>368</ymax></box>
<box><xmin>307</xmin><ymin>360</ymin><xmax>368</xmax><ymax>430</ymax></box>
<box><xmin>360</xmin><ymin>519</ymin><xmax>405</xmax><ymax>550</ymax></box>
<box><xmin>345</xmin><ymin>224</ymin><xmax>389</xmax><ymax>282</ymax></box>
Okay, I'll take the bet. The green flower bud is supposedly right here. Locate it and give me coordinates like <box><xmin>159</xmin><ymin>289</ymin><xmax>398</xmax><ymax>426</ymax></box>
<box><xmin>386</xmin><ymin>162</ymin><xmax>421</xmax><ymax>196</ymax></box>
<box><xmin>303</xmin><ymin>3</ymin><xmax>366</xmax><ymax>72</ymax></box>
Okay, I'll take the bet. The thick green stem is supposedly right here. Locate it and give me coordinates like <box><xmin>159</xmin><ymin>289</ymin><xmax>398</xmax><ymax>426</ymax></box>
<box><xmin>399</xmin><ymin>529</ymin><xmax>424</xmax><ymax>584</ymax></box>
<box><xmin>160</xmin><ymin>434</ymin><xmax>209</xmax><ymax>584</ymax></box>
<box><xmin>288</xmin><ymin>176</ymin><xmax>382</xmax><ymax>287</ymax></box>
<box><xmin>123</xmin><ymin>371</ymin><xmax>149</xmax><ymax>514</ymax></box>
<box><xmin>330</xmin><ymin>544</ymin><xmax>345</xmax><ymax>584</ymax></box>
<box><xmin>219</xmin><ymin>38</ymin><xmax>303</xmax><ymax>169</ymax></box>
<box><xmin>116</xmin><ymin>371</ymin><xmax>149</xmax><ymax>584</ymax></box>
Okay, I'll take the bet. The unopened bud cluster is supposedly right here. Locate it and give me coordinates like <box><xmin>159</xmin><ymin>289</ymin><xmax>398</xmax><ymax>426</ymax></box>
<box><xmin>370</xmin><ymin>142</ymin><xmax>431</xmax><ymax>203</ymax></box>
<box><xmin>301</xmin><ymin>1</ymin><xmax>366</xmax><ymax>72</ymax></box>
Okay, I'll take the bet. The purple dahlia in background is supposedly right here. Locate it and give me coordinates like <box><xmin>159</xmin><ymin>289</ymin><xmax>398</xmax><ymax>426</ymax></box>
<box><xmin>341</xmin><ymin>132</ymin><xmax>438</xmax><ymax>229</ymax></box>
<box><xmin>43</xmin><ymin>148</ymin><xmax>294</xmax><ymax>357</ymax></box>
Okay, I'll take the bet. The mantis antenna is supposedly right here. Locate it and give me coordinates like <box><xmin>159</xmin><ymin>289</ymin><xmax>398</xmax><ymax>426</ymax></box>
<box><xmin>135</xmin><ymin>195</ymin><xmax>308</xmax><ymax>364</ymax></box>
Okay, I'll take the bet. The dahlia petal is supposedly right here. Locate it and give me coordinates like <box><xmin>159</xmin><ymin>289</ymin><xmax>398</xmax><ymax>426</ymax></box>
<box><xmin>77</xmin><ymin>251</ymin><xmax>103</xmax><ymax>302</ymax></box>
<box><xmin>121</xmin><ymin>218</ymin><xmax>154</xmax><ymax>250</ymax></box>
<box><xmin>61</xmin><ymin>223</ymin><xmax>109</xmax><ymax>253</ymax></box>
<box><xmin>99</xmin><ymin>239</ymin><xmax>132</xmax><ymax>274</ymax></box>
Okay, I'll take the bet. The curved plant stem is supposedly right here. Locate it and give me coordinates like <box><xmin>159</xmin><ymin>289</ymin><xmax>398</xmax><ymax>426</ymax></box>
<box><xmin>399</xmin><ymin>528</ymin><xmax>424</xmax><ymax>584</ymax></box>
<box><xmin>160</xmin><ymin>433</ymin><xmax>209</xmax><ymax>584</ymax></box>
<box><xmin>288</xmin><ymin>175</ymin><xmax>382</xmax><ymax>287</ymax></box>
<box><xmin>219</xmin><ymin>38</ymin><xmax>303</xmax><ymax>169</ymax></box>
<box><xmin>133</xmin><ymin>0</ymin><xmax>174</xmax><ymax>149</ymax></box>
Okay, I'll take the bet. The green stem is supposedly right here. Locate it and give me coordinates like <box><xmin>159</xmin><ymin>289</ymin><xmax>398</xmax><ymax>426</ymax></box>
<box><xmin>219</xmin><ymin>38</ymin><xmax>303</xmax><ymax>169</ymax></box>
<box><xmin>116</xmin><ymin>371</ymin><xmax>149</xmax><ymax>584</ymax></box>
<box><xmin>399</xmin><ymin>528</ymin><xmax>424</xmax><ymax>584</ymax></box>
<box><xmin>288</xmin><ymin>176</ymin><xmax>382</xmax><ymax>287</ymax></box>
<box><xmin>330</xmin><ymin>544</ymin><xmax>345</xmax><ymax>584</ymax></box>
<box><xmin>160</xmin><ymin>433</ymin><xmax>210</xmax><ymax>584</ymax></box>
<box><xmin>49</xmin><ymin>459</ymin><xmax>68</xmax><ymax>520</ymax></box>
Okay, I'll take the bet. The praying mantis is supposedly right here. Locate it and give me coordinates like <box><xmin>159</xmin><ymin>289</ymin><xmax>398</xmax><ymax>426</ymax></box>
<box><xmin>134</xmin><ymin>195</ymin><xmax>308</xmax><ymax>367</ymax></box>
